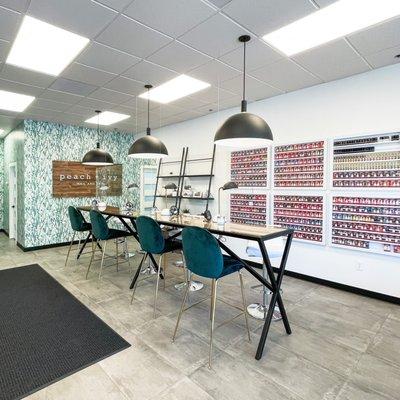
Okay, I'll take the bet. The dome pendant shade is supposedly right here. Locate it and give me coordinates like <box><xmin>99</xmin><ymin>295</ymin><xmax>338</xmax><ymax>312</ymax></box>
<box><xmin>82</xmin><ymin>142</ymin><xmax>114</xmax><ymax>166</ymax></box>
<box><xmin>214</xmin><ymin>111</ymin><xmax>273</xmax><ymax>147</ymax></box>
<box><xmin>214</xmin><ymin>35</ymin><xmax>273</xmax><ymax>147</ymax></box>
<box><xmin>128</xmin><ymin>84</ymin><xmax>168</xmax><ymax>159</ymax></box>
<box><xmin>128</xmin><ymin>129</ymin><xmax>168</xmax><ymax>159</ymax></box>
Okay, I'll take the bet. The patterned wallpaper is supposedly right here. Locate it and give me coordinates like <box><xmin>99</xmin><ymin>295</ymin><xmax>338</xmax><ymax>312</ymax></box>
<box><xmin>22</xmin><ymin>119</ymin><xmax>152</xmax><ymax>248</ymax></box>
<box><xmin>0</xmin><ymin>119</ymin><xmax>150</xmax><ymax>248</ymax></box>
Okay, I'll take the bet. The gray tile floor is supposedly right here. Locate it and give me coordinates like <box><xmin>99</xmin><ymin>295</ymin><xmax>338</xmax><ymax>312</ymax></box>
<box><xmin>0</xmin><ymin>233</ymin><xmax>399</xmax><ymax>400</ymax></box>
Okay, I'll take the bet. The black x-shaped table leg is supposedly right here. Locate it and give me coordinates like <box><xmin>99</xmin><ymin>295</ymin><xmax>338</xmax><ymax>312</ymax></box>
<box><xmin>76</xmin><ymin>231</ymin><xmax>102</xmax><ymax>259</ymax></box>
<box><xmin>217</xmin><ymin>231</ymin><xmax>293</xmax><ymax>360</ymax></box>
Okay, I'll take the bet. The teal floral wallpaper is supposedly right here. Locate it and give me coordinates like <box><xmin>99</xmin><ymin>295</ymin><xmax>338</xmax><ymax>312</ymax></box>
<box><xmin>22</xmin><ymin>119</ymin><xmax>150</xmax><ymax>248</ymax></box>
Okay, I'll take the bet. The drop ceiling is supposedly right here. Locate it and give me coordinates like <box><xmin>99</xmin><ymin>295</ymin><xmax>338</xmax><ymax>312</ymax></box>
<box><xmin>0</xmin><ymin>0</ymin><xmax>399</xmax><ymax>137</ymax></box>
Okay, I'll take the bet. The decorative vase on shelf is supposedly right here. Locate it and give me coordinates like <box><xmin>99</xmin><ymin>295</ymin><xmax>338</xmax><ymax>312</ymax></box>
<box><xmin>98</xmin><ymin>201</ymin><xmax>107</xmax><ymax>211</ymax></box>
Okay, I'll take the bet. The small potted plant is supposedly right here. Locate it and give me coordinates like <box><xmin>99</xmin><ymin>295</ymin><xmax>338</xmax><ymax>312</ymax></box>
<box><xmin>182</xmin><ymin>208</ymin><xmax>190</xmax><ymax>215</ymax></box>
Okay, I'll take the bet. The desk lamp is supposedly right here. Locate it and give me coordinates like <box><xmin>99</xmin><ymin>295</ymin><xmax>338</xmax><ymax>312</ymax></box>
<box><xmin>216</xmin><ymin>181</ymin><xmax>238</xmax><ymax>225</ymax></box>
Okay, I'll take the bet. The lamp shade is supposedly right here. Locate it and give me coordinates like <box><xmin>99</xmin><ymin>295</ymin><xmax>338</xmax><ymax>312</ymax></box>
<box><xmin>214</xmin><ymin>112</ymin><xmax>273</xmax><ymax>147</ymax></box>
<box><xmin>221</xmin><ymin>181</ymin><xmax>238</xmax><ymax>190</ymax></box>
<box><xmin>127</xmin><ymin>183</ymin><xmax>139</xmax><ymax>189</ymax></box>
<box><xmin>164</xmin><ymin>182</ymin><xmax>177</xmax><ymax>190</ymax></box>
<box><xmin>82</xmin><ymin>142</ymin><xmax>114</xmax><ymax>166</ymax></box>
<box><xmin>128</xmin><ymin>135</ymin><xmax>168</xmax><ymax>159</ymax></box>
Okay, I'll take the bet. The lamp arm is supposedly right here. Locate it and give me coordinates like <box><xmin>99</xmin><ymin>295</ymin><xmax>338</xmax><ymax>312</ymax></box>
<box><xmin>218</xmin><ymin>187</ymin><xmax>223</xmax><ymax>215</ymax></box>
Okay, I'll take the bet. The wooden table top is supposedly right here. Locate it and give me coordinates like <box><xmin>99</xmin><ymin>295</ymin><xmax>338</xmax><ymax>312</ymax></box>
<box><xmin>78</xmin><ymin>206</ymin><xmax>292</xmax><ymax>241</ymax></box>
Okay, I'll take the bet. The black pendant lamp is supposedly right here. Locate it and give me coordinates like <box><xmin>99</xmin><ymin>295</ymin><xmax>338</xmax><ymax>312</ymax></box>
<box><xmin>214</xmin><ymin>35</ymin><xmax>273</xmax><ymax>147</ymax></box>
<box><xmin>82</xmin><ymin>110</ymin><xmax>114</xmax><ymax>166</ymax></box>
<box><xmin>128</xmin><ymin>84</ymin><xmax>168</xmax><ymax>159</ymax></box>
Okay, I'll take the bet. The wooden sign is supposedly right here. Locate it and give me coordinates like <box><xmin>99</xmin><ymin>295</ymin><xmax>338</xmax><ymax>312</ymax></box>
<box><xmin>52</xmin><ymin>161</ymin><xmax>123</xmax><ymax>198</ymax></box>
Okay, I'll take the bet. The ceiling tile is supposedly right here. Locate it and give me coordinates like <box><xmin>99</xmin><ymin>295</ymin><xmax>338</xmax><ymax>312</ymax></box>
<box><xmin>77</xmin><ymin>97</ymin><xmax>118</xmax><ymax>110</ymax></box>
<box><xmin>0</xmin><ymin>40</ymin><xmax>10</xmax><ymax>62</ymax></box>
<box><xmin>65</xmin><ymin>104</ymin><xmax>93</xmax><ymax>117</ymax></box>
<box><xmin>96</xmin><ymin>15</ymin><xmax>172</xmax><ymax>58</ymax></box>
<box><xmin>0</xmin><ymin>77</ymin><xmax>44</xmax><ymax>96</ymax></box>
<box><xmin>123</xmin><ymin>60</ymin><xmax>177</xmax><ymax>85</ymax></box>
<box><xmin>89</xmin><ymin>87</ymin><xmax>133</xmax><ymax>104</ymax></box>
<box><xmin>39</xmin><ymin>89</ymin><xmax>83</xmax><ymax>104</ymax></box>
<box><xmin>77</xmin><ymin>42</ymin><xmax>141</xmax><ymax>74</ymax></box>
<box><xmin>188</xmin><ymin>85</ymin><xmax>237</xmax><ymax>104</ymax></box>
<box><xmin>188</xmin><ymin>60</ymin><xmax>240</xmax><ymax>84</ymax></box>
<box><xmin>147</xmin><ymin>41</ymin><xmax>211</xmax><ymax>73</ymax></box>
<box><xmin>293</xmin><ymin>39</ymin><xmax>370</xmax><ymax>82</ymax></box>
<box><xmin>96</xmin><ymin>0</ymin><xmax>133</xmax><ymax>12</ymax></box>
<box><xmin>0</xmin><ymin>6</ymin><xmax>21</xmax><ymax>41</ymax></box>
<box><xmin>105</xmin><ymin>76</ymin><xmax>144</xmax><ymax>95</ymax></box>
<box><xmin>364</xmin><ymin>45</ymin><xmax>400</xmax><ymax>69</ymax></box>
<box><xmin>0</xmin><ymin>0</ymin><xmax>29</xmax><ymax>12</ymax></box>
<box><xmin>0</xmin><ymin>64</ymin><xmax>56</xmax><ymax>88</ymax></box>
<box><xmin>222</xmin><ymin>0</ymin><xmax>316</xmax><ymax>36</ymax></box>
<box><xmin>219</xmin><ymin>38</ymin><xmax>282</xmax><ymax>71</ymax></box>
<box><xmin>32</xmin><ymin>98</ymin><xmax>71</xmax><ymax>112</ymax></box>
<box><xmin>158</xmin><ymin>103</ymin><xmax>185</xmax><ymax>118</ymax></box>
<box><xmin>208</xmin><ymin>0</ymin><xmax>232</xmax><ymax>8</ymax></box>
<box><xmin>250</xmin><ymin>58</ymin><xmax>322</xmax><ymax>92</ymax></box>
<box><xmin>169</xmin><ymin>95</ymin><xmax>208</xmax><ymax>110</ymax></box>
<box><xmin>50</xmin><ymin>78</ymin><xmax>97</xmax><ymax>96</ymax></box>
<box><xmin>348</xmin><ymin>17</ymin><xmax>400</xmax><ymax>56</ymax></box>
<box><xmin>220</xmin><ymin>74</ymin><xmax>280</xmax><ymax>101</ymax></box>
<box><xmin>61</xmin><ymin>63</ymin><xmax>116</xmax><ymax>86</ymax></box>
<box><xmin>124</xmin><ymin>0</ymin><xmax>215</xmax><ymax>38</ymax></box>
<box><xmin>179</xmin><ymin>13</ymin><xmax>248</xmax><ymax>58</ymax></box>
<box><xmin>25</xmin><ymin>107</ymin><xmax>67</xmax><ymax>121</ymax></box>
<box><xmin>28</xmin><ymin>0</ymin><xmax>117</xmax><ymax>38</ymax></box>
<box><xmin>121</xmin><ymin>96</ymin><xmax>159</xmax><ymax>112</ymax></box>
<box><xmin>109</xmin><ymin>103</ymin><xmax>136</xmax><ymax>115</ymax></box>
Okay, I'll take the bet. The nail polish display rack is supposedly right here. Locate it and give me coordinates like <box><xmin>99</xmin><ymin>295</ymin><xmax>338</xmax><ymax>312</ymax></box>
<box><xmin>274</xmin><ymin>140</ymin><xmax>325</xmax><ymax>188</ymax></box>
<box><xmin>230</xmin><ymin>193</ymin><xmax>267</xmax><ymax>226</ymax></box>
<box><xmin>231</xmin><ymin>147</ymin><xmax>268</xmax><ymax>187</ymax></box>
<box><xmin>331</xmin><ymin>196</ymin><xmax>400</xmax><ymax>256</ymax></box>
<box><xmin>332</xmin><ymin>132</ymin><xmax>400</xmax><ymax>188</ymax></box>
<box><xmin>273</xmin><ymin>195</ymin><xmax>324</xmax><ymax>244</ymax></box>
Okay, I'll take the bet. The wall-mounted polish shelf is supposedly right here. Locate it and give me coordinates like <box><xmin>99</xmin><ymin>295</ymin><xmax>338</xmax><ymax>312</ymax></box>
<box><xmin>230</xmin><ymin>193</ymin><xmax>267</xmax><ymax>226</ymax></box>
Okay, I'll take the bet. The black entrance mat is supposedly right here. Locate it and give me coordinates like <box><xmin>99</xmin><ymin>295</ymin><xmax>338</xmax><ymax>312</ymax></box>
<box><xmin>0</xmin><ymin>264</ymin><xmax>130</xmax><ymax>400</ymax></box>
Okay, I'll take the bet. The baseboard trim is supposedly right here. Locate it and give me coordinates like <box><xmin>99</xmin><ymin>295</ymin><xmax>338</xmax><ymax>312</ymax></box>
<box><xmin>12</xmin><ymin>239</ymin><xmax>400</xmax><ymax>305</ymax></box>
<box><xmin>17</xmin><ymin>240</ymin><xmax>83</xmax><ymax>252</ymax></box>
<box><xmin>245</xmin><ymin>259</ymin><xmax>400</xmax><ymax>305</ymax></box>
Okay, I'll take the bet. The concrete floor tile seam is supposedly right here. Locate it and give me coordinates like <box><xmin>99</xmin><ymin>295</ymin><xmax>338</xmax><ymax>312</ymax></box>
<box><xmin>333</xmin><ymin>379</ymin><xmax>396</xmax><ymax>400</ymax></box>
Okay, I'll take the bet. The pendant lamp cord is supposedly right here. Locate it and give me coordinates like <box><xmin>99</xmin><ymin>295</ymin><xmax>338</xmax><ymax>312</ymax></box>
<box><xmin>96</xmin><ymin>110</ymin><xmax>101</xmax><ymax>149</ymax></box>
<box><xmin>147</xmin><ymin>86</ymin><xmax>150</xmax><ymax>135</ymax></box>
<box><xmin>241</xmin><ymin>39</ymin><xmax>247</xmax><ymax>112</ymax></box>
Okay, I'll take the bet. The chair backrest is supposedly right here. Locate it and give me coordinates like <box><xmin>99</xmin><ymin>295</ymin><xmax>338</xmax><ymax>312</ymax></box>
<box><xmin>68</xmin><ymin>206</ymin><xmax>86</xmax><ymax>231</ymax></box>
<box><xmin>89</xmin><ymin>210</ymin><xmax>110</xmax><ymax>240</ymax></box>
<box><xmin>136</xmin><ymin>215</ymin><xmax>165</xmax><ymax>254</ymax></box>
<box><xmin>182</xmin><ymin>227</ymin><xmax>223</xmax><ymax>279</ymax></box>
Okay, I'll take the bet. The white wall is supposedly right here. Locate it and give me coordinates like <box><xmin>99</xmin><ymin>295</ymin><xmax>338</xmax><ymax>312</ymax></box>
<box><xmin>149</xmin><ymin>63</ymin><xmax>400</xmax><ymax>298</ymax></box>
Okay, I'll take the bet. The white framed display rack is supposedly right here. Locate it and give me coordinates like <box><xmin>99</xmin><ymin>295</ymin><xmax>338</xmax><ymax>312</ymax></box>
<box><xmin>272</xmin><ymin>193</ymin><xmax>326</xmax><ymax>245</ymax></box>
<box><xmin>230</xmin><ymin>146</ymin><xmax>270</xmax><ymax>189</ymax></box>
<box><xmin>331</xmin><ymin>132</ymin><xmax>400</xmax><ymax>189</ymax></box>
<box><xmin>330</xmin><ymin>194</ymin><xmax>400</xmax><ymax>257</ymax></box>
<box><xmin>273</xmin><ymin>140</ymin><xmax>326</xmax><ymax>189</ymax></box>
<box><xmin>230</xmin><ymin>192</ymin><xmax>268</xmax><ymax>227</ymax></box>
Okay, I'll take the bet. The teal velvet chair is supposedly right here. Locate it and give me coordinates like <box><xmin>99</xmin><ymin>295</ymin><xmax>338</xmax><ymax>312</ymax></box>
<box><xmin>131</xmin><ymin>215</ymin><xmax>183</xmax><ymax>318</ymax></box>
<box><xmin>86</xmin><ymin>210</ymin><xmax>132</xmax><ymax>280</ymax></box>
<box><xmin>173</xmin><ymin>226</ymin><xmax>251</xmax><ymax>368</ymax></box>
<box><xmin>65</xmin><ymin>206</ymin><xmax>92</xmax><ymax>267</ymax></box>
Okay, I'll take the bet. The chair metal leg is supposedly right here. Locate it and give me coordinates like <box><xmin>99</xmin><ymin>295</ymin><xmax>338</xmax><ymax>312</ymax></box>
<box><xmin>64</xmin><ymin>232</ymin><xmax>76</xmax><ymax>267</ymax></box>
<box><xmin>130</xmin><ymin>253</ymin><xmax>147</xmax><ymax>304</ymax></box>
<box><xmin>172</xmin><ymin>278</ymin><xmax>190</xmax><ymax>342</ymax></box>
<box><xmin>86</xmin><ymin>238</ymin><xmax>96</xmax><ymax>279</ymax></box>
<box><xmin>209</xmin><ymin>279</ymin><xmax>218</xmax><ymax>369</ymax></box>
<box><xmin>126</xmin><ymin>239</ymin><xmax>132</xmax><ymax>273</ymax></box>
<box><xmin>154</xmin><ymin>254</ymin><xmax>162</xmax><ymax>318</ymax></box>
<box><xmin>75</xmin><ymin>236</ymin><xmax>82</xmax><ymax>260</ymax></box>
<box><xmin>115</xmin><ymin>240</ymin><xmax>119</xmax><ymax>272</ymax></box>
<box><xmin>98</xmin><ymin>240</ymin><xmax>107</xmax><ymax>281</ymax></box>
<box><xmin>162</xmin><ymin>253</ymin><xmax>167</xmax><ymax>290</ymax></box>
<box><xmin>210</xmin><ymin>279</ymin><xmax>215</xmax><ymax>321</ymax></box>
<box><xmin>239</xmin><ymin>271</ymin><xmax>251</xmax><ymax>342</ymax></box>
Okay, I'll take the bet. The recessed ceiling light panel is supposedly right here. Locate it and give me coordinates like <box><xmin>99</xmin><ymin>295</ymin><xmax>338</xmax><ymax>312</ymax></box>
<box><xmin>7</xmin><ymin>15</ymin><xmax>89</xmax><ymax>76</ymax></box>
<box><xmin>263</xmin><ymin>0</ymin><xmax>400</xmax><ymax>56</ymax></box>
<box><xmin>85</xmin><ymin>111</ymin><xmax>130</xmax><ymax>126</ymax></box>
<box><xmin>0</xmin><ymin>90</ymin><xmax>35</xmax><ymax>112</ymax></box>
<box><xmin>138</xmin><ymin>75</ymin><xmax>210</xmax><ymax>104</ymax></box>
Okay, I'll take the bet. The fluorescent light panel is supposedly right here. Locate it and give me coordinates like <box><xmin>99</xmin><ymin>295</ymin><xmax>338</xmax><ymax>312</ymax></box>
<box><xmin>0</xmin><ymin>90</ymin><xmax>35</xmax><ymax>112</ymax></box>
<box><xmin>85</xmin><ymin>111</ymin><xmax>130</xmax><ymax>126</ymax></box>
<box><xmin>7</xmin><ymin>15</ymin><xmax>89</xmax><ymax>76</ymax></box>
<box><xmin>263</xmin><ymin>0</ymin><xmax>400</xmax><ymax>56</ymax></box>
<box><xmin>139</xmin><ymin>75</ymin><xmax>210</xmax><ymax>104</ymax></box>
